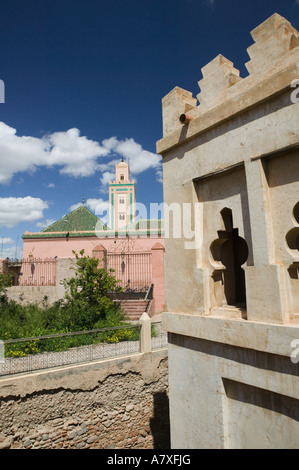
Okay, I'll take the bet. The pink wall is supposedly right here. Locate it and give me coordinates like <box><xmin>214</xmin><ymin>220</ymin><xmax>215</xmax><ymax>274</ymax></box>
<box><xmin>23</xmin><ymin>236</ymin><xmax>164</xmax><ymax>259</ymax></box>
<box><xmin>22</xmin><ymin>235</ymin><xmax>165</xmax><ymax>313</ymax></box>
<box><xmin>151</xmin><ymin>242</ymin><xmax>165</xmax><ymax>313</ymax></box>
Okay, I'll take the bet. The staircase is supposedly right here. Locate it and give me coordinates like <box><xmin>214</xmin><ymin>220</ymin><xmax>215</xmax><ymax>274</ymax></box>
<box><xmin>119</xmin><ymin>299</ymin><xmax>150</xmax><ymax>321</ymax></box>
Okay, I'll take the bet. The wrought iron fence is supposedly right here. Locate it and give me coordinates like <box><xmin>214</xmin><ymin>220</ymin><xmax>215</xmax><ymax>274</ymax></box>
<box><xmin>151</xmin><ymin>322</ymin><xmax>168</xmax><ymax>351</ymax></box>
<box><xmin>4</xmin><ymin>252</ymin><xmax>152</xmax><ymax>290</ymax></box>
<box><xmin>0</xmin><ymin>322</ymin><xmax>167</xmax><ymax>377</ymax></box>
<box><xmin>106</xmin><ymin>252</ymin><xmax>152</xmax><ymax>291</ymax></box>
<box><xmin>0</xmin><ymin>325</ymin><xmax>140</xmax><ymax>377</ymax></box>
<box><xmin>4</xmin><ymin>257</ymin><xmax>57</xmax><ymax>286</ymax></box>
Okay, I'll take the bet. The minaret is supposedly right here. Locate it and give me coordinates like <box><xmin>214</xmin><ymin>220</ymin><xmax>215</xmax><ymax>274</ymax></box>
<box><xmin>108</xmin><ymin>159</ymin><xmax>136</xmax><ymax>231</ymax></box>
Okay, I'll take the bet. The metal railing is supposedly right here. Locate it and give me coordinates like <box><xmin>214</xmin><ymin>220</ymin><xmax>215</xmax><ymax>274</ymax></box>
<box><xmin>4</xmin><ymin>257</ymin><xmax>57</xmax><ymax>286</ymax></box>
<box><xmin>144</xmin><ymin>283</ymin><xmax>153</xmax><ymax>301</ymax></box>
<box><xmin>0</xmin><ymin>321</ymin><xmax>167</xmax><ymax>377</ymax></box>
<box><xmin>106</xmin><ymin>252</ymin><xmax>152</xmax><ymax>291</ymax></box>
<box><xmin>151</xmin><ymin>322</ymin><xmax>168</xmax><ymax>351</ymax></box>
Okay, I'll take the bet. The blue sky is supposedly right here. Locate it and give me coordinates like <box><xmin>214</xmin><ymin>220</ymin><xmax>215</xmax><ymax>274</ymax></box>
<box><xmin>0</xmin><ymin>0</ymin><xmax>299</xmax><ymax>258</ymax></box>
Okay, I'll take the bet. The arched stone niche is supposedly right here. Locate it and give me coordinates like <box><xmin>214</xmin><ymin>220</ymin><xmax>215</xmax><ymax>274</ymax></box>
<box><xmin>210</xmin><ymin>208</ymin><xmax>248</xmax><ymax>311</ymax></box>
<box><xmin>286</xmin><ymin>202</ymin><xmax>299</xmax><ymax>317</ymax></box>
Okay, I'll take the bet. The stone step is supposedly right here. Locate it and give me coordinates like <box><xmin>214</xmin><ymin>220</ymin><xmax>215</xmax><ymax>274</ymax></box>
<box><xmin>121</xmin><ymin>304</ymin><xmax>147</xmax><ymax>309</ymax></box>
<box><xmin>118</xmin><ymin>299</ymin><xmax>150</xmax><ymax>320</ymax></box>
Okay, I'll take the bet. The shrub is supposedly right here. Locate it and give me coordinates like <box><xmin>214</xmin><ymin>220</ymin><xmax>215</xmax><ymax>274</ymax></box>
<box><xmin>0</xmin><ymin>272</ymin><xmax>13</xmax><ymax>303</ymax></box>
<box><xmin>0</xmin><ymin>251</ymin><xmax>135</xmax><ymax>357</ymax></box>
<box><xmin>60</xmin><ymin>250</ymin><xmax>124</xmax><ymax>331</ymax></box>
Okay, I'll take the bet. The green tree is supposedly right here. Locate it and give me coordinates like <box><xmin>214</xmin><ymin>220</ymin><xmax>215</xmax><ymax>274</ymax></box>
<box><xmin>61</xmin><ymin>250</ymin><xmax>123</xmax><ymax>330</ymax></box>
<box><xmin>0</xmin><ymin>271</ymin><xmax>12</xmax><ymax>303</ymax></box>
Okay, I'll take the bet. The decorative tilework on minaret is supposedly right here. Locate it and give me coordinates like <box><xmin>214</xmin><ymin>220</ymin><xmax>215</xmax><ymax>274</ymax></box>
<box><xmin>108</xmin><ymin>160</ymin><xmax>136</xmax><ymax>231</ymax></box>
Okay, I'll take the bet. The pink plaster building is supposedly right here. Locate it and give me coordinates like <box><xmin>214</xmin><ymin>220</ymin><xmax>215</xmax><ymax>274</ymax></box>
<box><xmin>20</xmin><ymin>161</ymin><xmax>165</xmax><ymax>316</ymax></box>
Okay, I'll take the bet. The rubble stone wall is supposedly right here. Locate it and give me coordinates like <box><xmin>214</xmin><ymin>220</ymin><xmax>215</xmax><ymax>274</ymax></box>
<box><xmin>0</xmin><ymin>349</ymin><xmax>169</xmax><ymax>449</ymax></box>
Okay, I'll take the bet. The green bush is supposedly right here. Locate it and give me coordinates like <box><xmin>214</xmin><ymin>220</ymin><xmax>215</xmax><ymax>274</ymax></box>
<box><xmin>0</xmin><ymin>251</ymin><xmax>138</xmax><ymax>357</ymax></box>
<box><xmin>95</xmin><ymin>327</ymin><xmax>140</xmax><ymax>344</ymax></box>
<box><xmin>0</xmin><ymin>272</ymin><xmax>13</xmax><ymax>304</ymax></box>
<box><xmin>61</xmin><ymin>250</ymin><xmax>124</xmax><ymax>330</ymax></box>
<box><xmin>0</xmin><ymin>298</ymin><xmax>133</xmax><ymax>358</ymax></box>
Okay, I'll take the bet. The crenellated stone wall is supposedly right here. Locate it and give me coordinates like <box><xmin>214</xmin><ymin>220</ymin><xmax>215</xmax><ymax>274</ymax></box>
<box><xmin>157</xmin><ymin>13</ymin><xmax>299</xmax><ymax>449</ymax></box>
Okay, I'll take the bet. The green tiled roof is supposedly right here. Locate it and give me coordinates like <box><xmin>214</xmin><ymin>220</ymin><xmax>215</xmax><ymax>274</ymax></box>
<box><xmin>43</xmin><ymin>205</ymin><xmax>106</xmax><ymax>232</ymax></box>
<box><xmin>23</xmin><ymin>205</ymin><xmax>108</xmax><ymax>239</ymax></box>
<box><xmin>22</xmin><ymin>206</ymin><xmax>164</xmax><ymax>240</ymax></box>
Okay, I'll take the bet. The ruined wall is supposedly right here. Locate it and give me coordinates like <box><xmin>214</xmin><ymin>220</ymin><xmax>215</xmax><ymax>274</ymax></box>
<box><xmin>6</xmin><ymin>285</ymin><xmax>64</xmax><ymax>306</ymax></box>
<box><xmin>0</xmin><ymin>350</ymin><xmax>169</xmax><ymax>450</ymax></box>
<box><xmin>5</xmin><ymin>258</ymin><xmax>75</xmax><ymax>307</ymax></box>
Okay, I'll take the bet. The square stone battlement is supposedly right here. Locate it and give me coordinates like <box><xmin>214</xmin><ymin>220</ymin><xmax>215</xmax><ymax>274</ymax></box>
<box><xmin>157</xmin><ymin>13</ymin><xmax>299</xmax><ymax>146</ymax></box>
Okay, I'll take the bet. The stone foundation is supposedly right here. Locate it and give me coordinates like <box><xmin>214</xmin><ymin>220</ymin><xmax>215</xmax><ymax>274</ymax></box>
<box><xmin>0</xmin><ymin>350</ymin><xmax>169</xmax><ymax>449</ymax></box>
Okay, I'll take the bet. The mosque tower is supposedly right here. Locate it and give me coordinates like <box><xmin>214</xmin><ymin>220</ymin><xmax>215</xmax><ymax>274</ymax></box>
<box><xmin>108</xmin><ymin>160</ymin><xmax>136</xmax><ymax>231</ymax></box>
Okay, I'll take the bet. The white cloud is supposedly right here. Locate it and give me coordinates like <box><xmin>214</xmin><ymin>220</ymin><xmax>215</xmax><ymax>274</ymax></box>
<box><xmin>102</xmin><ymin>137</ymin><xmax>119</xmax><ymax>151</ymax></box>
<box><xmin>0</xmin><ymin>197</ymin><xmax>49</xmax><ymax>228</ymax></box>
<box><xmin>36</xmin><ymin>218</ymin><xmax>56</xmax><ymax>228</ymax></box>
<box><xmin>0</xmin><ymin>245</ymin><xmax>22</xmax><ymax>260</ymax></box>
<box><xmin>0</xmin><ymin>123</ymin><xmax>109</xmax><ymax>184</ymax></box>
<box><xmin>102</xmin><ymin>137</ymin><xmax>162</xmax><ymax>183</ymax></box>
<box><xmin>0</xmin><ymin>237</ymin><xmax>14</xmax><ymax>245</ymax></box>
<box><xmin>47</xmin><ymin>183</ymin><xmax>55</xmax><ymax>188</ymax></box>
<box><xmin>87</xmin><ymin>198</ymin><xmax>110</xmax><ymax>225</ymax></box>
<box><xmin>86</xmin><ymin>198</ymin><xmax>110</xmax><ymax>216</ymax></box>
<box><xmin>69</xmin><ymin>202</ymin><xmax>82</xmax><ymax>212</ymax></box>
<box><xmin>0</xmin><ymin>122</ymin><xmax>162</xmax><ymax>186</ymax></box>
<box><xmin>70</xmin><ymin>198</ymin><xmax>110</xmax><ymax>216</ymax></box>
<box><xmin>46</xmin><ymin>128</ymin><xmax>108</xmax><ymax>177</ymax></box>
<box><xmin>0</xmin><ymin>122</ymin><xmax>47</xmax><ymax>184</ymax></box>
<box><xmin>100</xmin><ymin>171</ymin><xmax>115</xmax><ymax>186</ymax></box>
<box><xmin>156</xmin><ymin>168</ymin><xmax>163</xmax><ymax>183</ymax></box>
